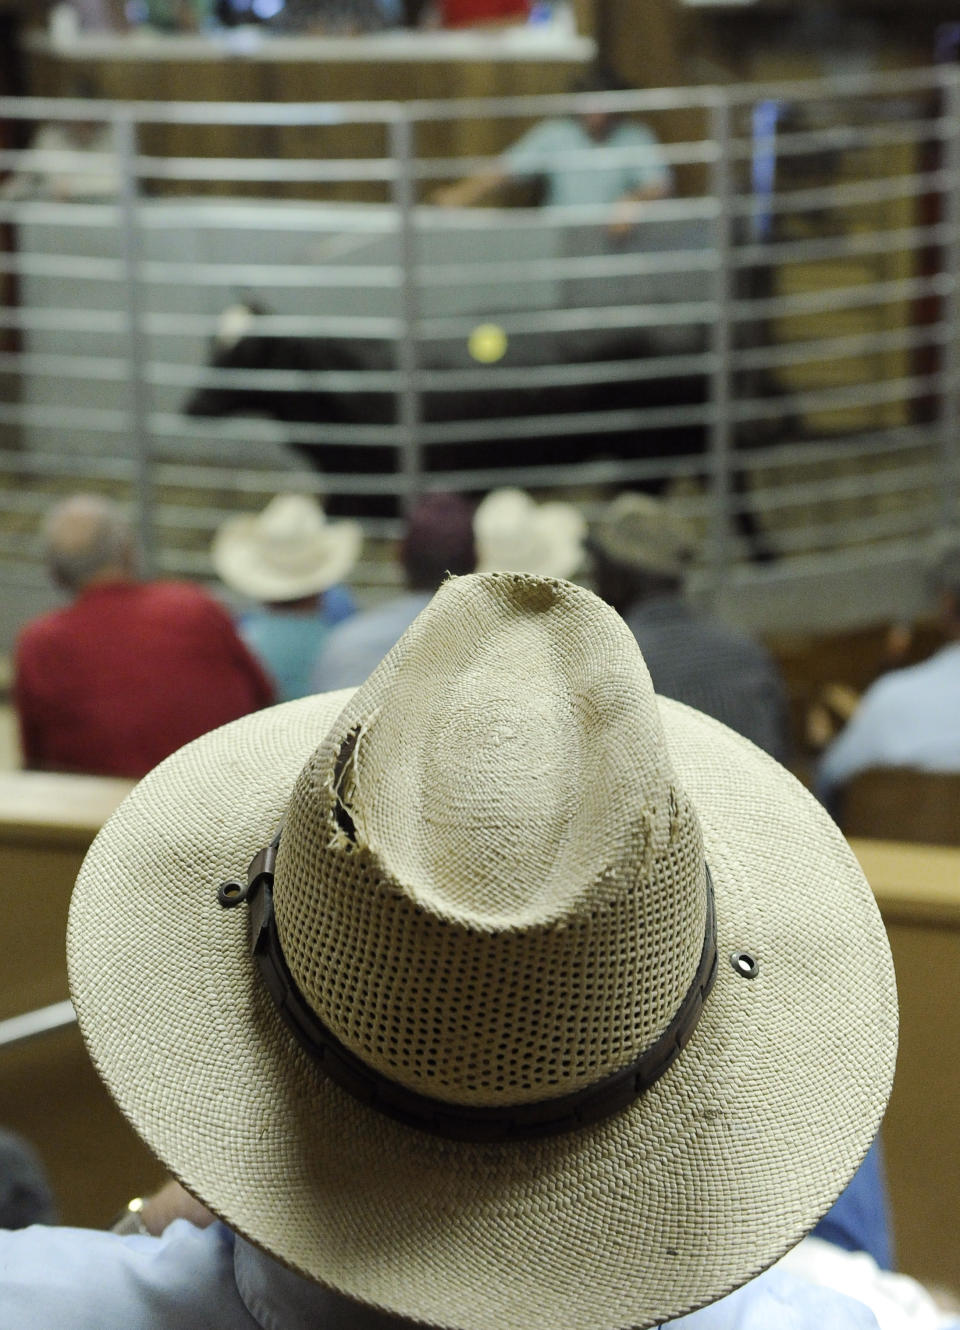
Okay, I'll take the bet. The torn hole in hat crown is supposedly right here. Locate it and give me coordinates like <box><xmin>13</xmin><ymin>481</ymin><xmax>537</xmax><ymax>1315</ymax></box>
<box><xmin>331</xmin><ymin>723</ymin><xmax>364</xmax><ymax>848</ymax></box>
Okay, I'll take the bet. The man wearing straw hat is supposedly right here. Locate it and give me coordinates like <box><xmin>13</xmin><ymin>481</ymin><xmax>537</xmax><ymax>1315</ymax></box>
<box><xmin>589</xmin><ymin>492</ymin><xmax>790</xmax><ymax>762</ymax></box>
<box><xmin>0</xmin><ymin>571</ymin><xmax>949</xmax><ymax>1327</ymax></box>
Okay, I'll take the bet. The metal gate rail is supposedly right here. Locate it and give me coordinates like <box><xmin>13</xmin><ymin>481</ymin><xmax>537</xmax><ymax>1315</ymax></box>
<box><xmin>0</xmin><ymin>64</ymin><xmax>956</xmax><ymax>618</ymax></box>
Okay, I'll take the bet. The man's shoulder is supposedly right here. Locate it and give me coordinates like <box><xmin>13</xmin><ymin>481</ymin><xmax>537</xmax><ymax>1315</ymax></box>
<box><xmin>316</xmin><ymin>594</ymin><xmax>428</xmax><ymax>689</ymax></box>
<box><xmin>143</xmin><ymin>579</ymin><xmax>218</xmax><ymax>608</ymax></box>
<box><xmin>0</xmin><ymin>1221</ymin><xmax>255</xmax><ymax>1330</ymax></box>
<box><xmin>509</xmin><ymin>117</ymin><xmax>579</xmax><ymax>153</ymax></box>
<box><xmin>613</xmin><ymin>119</ymin><xmax>661</xmax><ymax>145</ymax></box>
<box><xmin>324</xmin><ymin>597</ymin><xmax>410</xmax><ymax>654</ymax></box>
<box><xmin>857</xmin><ymin>648</ymin><xmax>958</xmax><ymax>713</ymax></box>
<box><xmin>15</xmin><ymin>603</ymin><xmax>74</xmax><ymax>658</ymax></box>
<box><xmin>141</xmin><ymin>580</ymin><xmax>230</xmax><ymax>623</ymax></box>
<box><xmin>637</xmin><ymin>603</ymin><xmax>775</xmax><ymax>670</ymax></box>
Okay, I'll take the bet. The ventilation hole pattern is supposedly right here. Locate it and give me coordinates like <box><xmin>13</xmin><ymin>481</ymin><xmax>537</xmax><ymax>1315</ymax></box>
<box><xmin>276</xmin><ymin>769</ymin><xmax>706</xmax><ymax>1108</ymax></box>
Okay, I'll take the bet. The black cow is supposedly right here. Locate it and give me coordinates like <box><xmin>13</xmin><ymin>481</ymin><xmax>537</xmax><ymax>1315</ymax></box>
<box><xmin>184</xmin><ymin>302</ymin><xmax>780</xmax><ymax>558</ymax></box>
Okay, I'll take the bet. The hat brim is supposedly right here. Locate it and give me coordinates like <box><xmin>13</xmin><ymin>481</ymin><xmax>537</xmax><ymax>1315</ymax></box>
<box><xmin>68</xmin><ymin>693</ymin><xmax>896</xmax><ymax>1330</ymax></box>
<box><xmin>211</xmin><ymin>515</ymin><xmax>362</xmax><ymax>602</ymax></box>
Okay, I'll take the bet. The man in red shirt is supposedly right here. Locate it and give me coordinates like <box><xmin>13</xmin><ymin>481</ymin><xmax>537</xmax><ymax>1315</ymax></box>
<box><xmin>14</xmin><ymin>494</ymin><xmax>275</xmax><ymax>778</ymax></box>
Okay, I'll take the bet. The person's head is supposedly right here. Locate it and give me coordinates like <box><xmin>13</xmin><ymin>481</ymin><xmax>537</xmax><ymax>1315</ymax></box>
<box><xmin>43</xmin><ymin>493</ymin><xmax>135</xmax><ymax>595</ymax></box>
<box><xmin>925</xmin><ymin>530</ymin><xmax>960</xmax><ymax>637</ymax></box>
<box><xmin>211</xmin><ymin>493</ymin><xmax>362</xmax><ymax>610</ymax></box>
<box><xmin>570</xmin><ymin>64</ymin><xmax>631</xmax><ymax>142</ymax></box>
<box><xmin>399</xmin><ymin>492</ymin><xmax>476</xmax><ymax>591</ymax></box>
<box><xmin>588</xmin><ymin>492</ymin><xmax>697</xmax><ymax>615</ymax></box>
<box><xmin>69</xmin><ymin>571</ymin><xmax>897</xmax><ymax>1330</ymax></box>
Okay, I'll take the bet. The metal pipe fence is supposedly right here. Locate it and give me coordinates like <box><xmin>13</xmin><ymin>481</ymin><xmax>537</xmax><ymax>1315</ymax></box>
<box><xmin>0</xmin><ymin>64</ymin><xmax>957</xmax><ymax>613</ymax></box>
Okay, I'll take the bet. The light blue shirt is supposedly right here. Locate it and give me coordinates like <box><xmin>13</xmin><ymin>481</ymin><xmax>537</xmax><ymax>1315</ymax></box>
<box><xmin>0</xmin><ymin>1220</ymin><xmax>887</xmax><ymax>1330</ymax></box>
<box><xmin>503</xmin><ymin>117</ymin><xmax>673</xmax><ymax>208</ymax></box>
<box><xmin>816</xmin><ymin>642</ymin><xmax>960</xmax><ymax>801</ymax></box>
<box><xmin>312</xmin><ymin>590</ymin><xmax>432</xmax><ymax>692</ymax></box>
<box><xmin>238</xmin><ymin>608</ymin><xmax>329</xmax><ymax>703</ymax></box>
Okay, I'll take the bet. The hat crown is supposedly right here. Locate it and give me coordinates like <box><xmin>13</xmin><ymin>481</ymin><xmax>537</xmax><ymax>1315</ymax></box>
<box><xmin>274</xmin><ymin>574</ymin><xmax>707</xmax><ymax>1109</ymax></box>
<box><xmin>594</xmin><ymin>493</ymin><xmax>697</xmax><ymax>576</ymax></box>
<box><xmin>474</xmin><ymin>487</ymin><xmax>586</xmax><ymax>579</ymax></box>
<box><xmin>257</xmin><ymin>494</ymin><xmax>327</xmax><ymax>568</ymax></box>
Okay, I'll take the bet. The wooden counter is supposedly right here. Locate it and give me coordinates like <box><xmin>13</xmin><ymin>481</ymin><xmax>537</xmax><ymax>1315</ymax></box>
<box><xmin>21</xmin><ymin>27</ymin><xmax>597</xmax><ymax>202</ymax></box>
<box><xmin>0</xmin><ymin>770</ymin><xmax>163</xmax><ymax>1227</ymax></box>
<box><xmin>849</xmin><ymin>836</ymin><xmax>960</xmax><ymax>1293</ymax></box>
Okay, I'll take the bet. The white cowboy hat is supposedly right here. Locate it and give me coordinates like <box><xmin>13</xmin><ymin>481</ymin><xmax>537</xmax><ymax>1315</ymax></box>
<box><xmin>474</xmin><ymin>488</ymin><xmax>586</xmax><ymax>580</ymax></box>
<box><xmin>68</xmin><ymin>573</ymin><xmax>896</xmax><ymax>1330</ymax></box>
<box><xmin>211</xmin><ymin>493</ymin><xmax>362</xmax><ymax>603</ymax></box>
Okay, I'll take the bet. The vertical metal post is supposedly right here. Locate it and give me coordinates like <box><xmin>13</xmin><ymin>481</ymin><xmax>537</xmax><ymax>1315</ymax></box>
<box><xmin>938</xmin><ymin>69</ymin><xmax>960</xmax><ymax>529</ymax></box>
<box><xmin>113</xmin><ymin>112</ymin><xmax>155</xmax><ymax>575</ymax></box>
<box><xmin>389</xmin><ymin>112</ymin><xmax>424</xmax><ymax>516</ymax></box>
<box><xmin>707</xmin><ymin>95</ymin><xmax>736</xmax><ymax>596</ymax></box>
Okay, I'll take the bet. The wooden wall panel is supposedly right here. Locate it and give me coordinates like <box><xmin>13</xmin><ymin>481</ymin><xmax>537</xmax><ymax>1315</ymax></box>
<box><xmin>24</xmin><ymin>48</ymin><xmax>590</xmax><ymax>200</ymax></box>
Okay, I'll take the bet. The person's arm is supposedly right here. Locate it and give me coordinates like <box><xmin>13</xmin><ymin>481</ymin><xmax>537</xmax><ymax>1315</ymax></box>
<box><xmin>607</xmin><ymin>125</ymin><xmax>674</xmax><ymax>236</ymax></box>
<box><xmin>607</xmin><ymin>177</ymin><xmax>672</xmax><ymax>236</ymax></box>
<box><xmin>431</xmin><ymin>167</ymin><xmax>510</xmax><ymax>208</ymax></box>
<box><xmin>433</xmin><ymin>119</ymin><xmax>553</xmax><ymax>208</ymax></box>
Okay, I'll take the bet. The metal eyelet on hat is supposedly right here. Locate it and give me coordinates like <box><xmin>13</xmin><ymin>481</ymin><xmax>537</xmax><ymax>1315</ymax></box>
<box><xmin>218</xmin><ymin>879</ymin><xmax>250</xmax><ymax>908</ymax></box>
<box><xmin>730</xmin><ymin>951</ymin><xmax>759</xmax><ymax>979</ymax></box>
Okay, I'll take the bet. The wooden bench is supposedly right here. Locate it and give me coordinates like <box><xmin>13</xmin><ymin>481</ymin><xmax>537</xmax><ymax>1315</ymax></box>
<box><xmin>0</xmin><ymin>772</ymin><xmax>166</xmax><ymax>1227</ymax></box>
<box><xmin>840</xmin><ymin>768</ymin><xmax>960</xmax><ymax>847</ymax></box>
<box><xmin>849</xmin><ymin>838</ymin><xmax>960</xmax><ymax>1293</ymax></box>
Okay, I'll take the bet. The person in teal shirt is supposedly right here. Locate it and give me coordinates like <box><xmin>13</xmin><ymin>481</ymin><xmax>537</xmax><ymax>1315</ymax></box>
<box><xmin>211</xmin><ymin>493</ymin><xmax>362</xmax><ymax>701</ymax></box>
<box><xmin>432</xmin><ymin>65</ymin><xmax>673</xmax><ymax>235</ymax></box>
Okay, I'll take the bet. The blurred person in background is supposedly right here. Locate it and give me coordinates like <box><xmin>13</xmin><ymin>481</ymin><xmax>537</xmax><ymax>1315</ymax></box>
<box><xmin>1</xmin><ymin>79</ymin><xmax>118</xmax><ymax>203</ymax></box>
<box><xmin>312</xmin><ymin>491</ymin><xmax>475</xmax><ymax>690</ymax></box>
<box><xmin>589</xmin><ymin>492</ymin><xmax>790</xmax><ymax>762</ymax></box>
<box><xmin>0</xmin><ymin>1128</ymin><xmax>57</xmax><ymax>1229</ymax></box>
<box><xmin>211</xmin><ymin>493</ymin><xmax>362</xmax><ymax>702</ymax></box>
<box><xmin>13</xmin><ymin>494</ymin><xmax>274</xmax><ymax>778</ymax></box>
<box><xmin>472</xmin><ymin>487</ymin><xmax>586</xmax><ymax>582</ymax></box>
<box><xmin>816</xmin><ymin>531</ymin><xmax>960</xmax><ymax>808</ymax></box>
<box><xmin>432</xmin><ymin>66</ymin><xmax>673</xmax><ymax>238</ymax></box>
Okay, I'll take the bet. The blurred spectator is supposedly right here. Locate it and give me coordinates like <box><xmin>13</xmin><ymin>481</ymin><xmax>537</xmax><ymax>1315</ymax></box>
<box><xmin>14</xmin><ymin>494</ymin><xmax>274</xmax><ymax>778</ymax></box>
<box><xmin>1</xmin><ymin>117</ymin><xmax>117</xmax><ymax>203</ymax></box>
<box><xmin>0</xmin><ymin>1128</ymin><xmax>56</xmax><ymax>1229</ymax></box>
<box><xmin>473</xmin><ymin>487</ymin><xmax>585</xmax><ymax>580</ymax></box>
<box><xmin>589</xmin><ymin>492</ymin><xmax>790</xmax><ymax>761</ymax></box>
<box><xmin>211</xmin><ymin>493</ymin><xmax>361</xmax><ymax>702</ymax></box>
<box><xmin>1</xmin><ymin>78</ymin><xmax>117</xmax><ymax>204</ymax></box>
<box><xmin>313</xmin><ymin>492</ymin><xmax>474</xmax><ymax>690</ymax></box>
<box><xmin>432</xmin><ymin>66</ymin><xmax>672</xmax><ymax>237</ymax></box>
<box><xmin>817</xmin><ymin>532</ymin><xmax>960</xmax><ymax>806</ymax></box>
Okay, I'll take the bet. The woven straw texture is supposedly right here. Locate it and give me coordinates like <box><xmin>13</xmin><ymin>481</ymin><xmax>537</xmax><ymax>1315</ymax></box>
<box><xmin>68</xmin><ymin>573</ymin><xmax>897</xmax><ymax>1330</ymax></box>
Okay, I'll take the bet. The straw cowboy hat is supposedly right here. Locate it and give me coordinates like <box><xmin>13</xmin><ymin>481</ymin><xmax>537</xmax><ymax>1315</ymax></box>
<box><xmin>211</xmin><ymin>493</ymin><xmax>362</xmax><ymax>602</ymax></box>
<box><xmin>590</xmin><ymin>492</ymin><xmax>699</xmax><ymax>579</ymax></box>
<box><xmin>474</xmin><ymin>488</ymin><xmax>586</xmax><ymax>580</ymax></box>
<box><xmin>68</xmin><ymin>573</ymin><xmax>896</xmax><ymax>1330</ymax></box>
